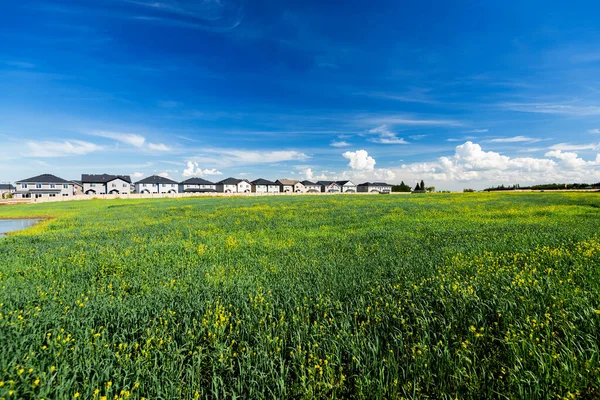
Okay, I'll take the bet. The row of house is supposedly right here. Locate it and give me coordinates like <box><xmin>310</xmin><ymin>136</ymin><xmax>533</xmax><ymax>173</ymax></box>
<box><xmin>9</xmin><ymin>174</ymin><xmax>393</xmax><ymax>199</ymax></box>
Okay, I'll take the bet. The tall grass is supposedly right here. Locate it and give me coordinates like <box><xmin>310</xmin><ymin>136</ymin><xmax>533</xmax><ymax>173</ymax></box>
<box><xmin>0</xmin><ymin>193</ymin><xmax>599</xmax><ymax>399</ymax></box>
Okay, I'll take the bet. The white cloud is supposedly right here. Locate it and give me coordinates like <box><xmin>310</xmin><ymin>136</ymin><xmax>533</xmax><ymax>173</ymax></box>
<box><xmin>368</xmin><ymin>125</ymin><xmax>409</xmax><ymax>144</ymax></box>
<box><xmin>182</xmin><ymin>161</ymin><xmax>223</xmax><ymax>177</ymax></box>
<box><xmin>544</xmin><ymin>150</ymin><xmax>593</xmax><ymax>170</ymax></box>
<box><xmin>374</xmin><ymin>168</ymin><xmax>396</xmax><ymax>181</ymax></box>
<box><xmin>330</xmin><ymin>140</ymin><xmax>350</xmax><ymax>147</ymax></box>
<box><xmin>88</xmin><ymin>131</ymin><xmax>146</xmax><ymax>148</ymax></box>
<box><xmin>501</xmin><ymin>102</ymin><xmax>600</xmax><ymax>116</ymax></box>
<box><xmin>343</xmin><ymin>150</ymin><xmax>376</xmax><ymax>171</ymax></box>
<box><xmin>147</xmin><ymin>143</ymin><xmax>171</xmax><ymax>151</ymax></box>
<box><xmin>409</xmin><ymin>134</ymin><xmax>427</xmax><ymax>140</ymax></box>
<box><xmin>204</xmin><ymin>150</ymin><xmax>309</xmax><ymax>166</ymax></box>
<box><xmin>548</xmin><ymin>142</ymin><xmax>600</xmax><ymax>151</ymax></box>
<box><xmin>158</xmin><ymin>172</ymin><xmax>170</xmax><ymax>178</ymax></box>
<box><xmin>489</xmin><ymin>136</ymin><xmax>540</xmax><ymax>143</ymax></box>
<box><xmin>131</xmin><ymin>172</ymin><xmax>144</xmax><ymax>179</ymax></box>
<box><xmin>364</xmin><ymin>116</ymin><xmax>462</xmax><ymax>127</ymax></box>
<box><xmin>589</xmin><ymin>129</ymin><xmax>600</xmax><ymax>134</ymax></box>
<box><xmin>302</xmin><ymin>168</ymin><xmax>314</xmax><ymax>180</ymax></box>
<box><xmin>466</xmin><ymin>129</ymin><xmax>488</xmax><ymax>133</ymax></box>
<box><xmin>25</xmin><ymin>140</ymin><xmax>102</xmax><ymax>157</ymax></box>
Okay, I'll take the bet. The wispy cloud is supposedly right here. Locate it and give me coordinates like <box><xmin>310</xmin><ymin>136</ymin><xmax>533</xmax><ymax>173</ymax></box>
<box><xmin>466</xmin><ymin>129</ymin><xmax>488</xmax><ymax>133</ymax></box>
<box><xmin>25</xmin><ymin>140</ymin><xmax>102</xmax><ymax>157</ymax></box>
<box><xmin>589</xmin><ymin>129</ymin><xmax>600</xmax><ymax>134</ymax></box>
<box><xmin>2</xmin><ymin>60</ymin><xmax>35</xmax><ymax>69</ymax></box>
<box><xmin>489</xmin><ymin>136</ymin><xmax>541</xmax><ymax>143</ymax></box>
<box><xmin>330</xmin><ymin>140</ymin><xmax>350</xmax><ymax>147</ymax></box>
<box><xmin>548</xmin><ymin>142</ymin><xmax>600</xmax><ymax>151</ymax></box>
<box><xmin>447</xmin><ymin>136</ymin><xmax>475</xmax><ymax>142</ymax></box>
<box><xmin>501</xmin><ymin>102</ymin><xmax>600</xmax><ymax>116</ymax></box>
<box><xmin>88</xmin><ymin>131</ymin><xmax>146</xmax><ymax>147</ymax></box>
<box><xmin>409</xmin><ymin>134</ymin><xmax>427</xmax><ymax>140</ymax></box>
<box><xmin>147</xmin><ymin>143</ymin><xmax>171</xmax><ymax>151</ymax></box>
<box><xmin>368</xmin><ymin>125</ymin><xmax>409</xmax><ymax>144</ymax></box>
<box><xmin>363</xmin><ymin>116</ymin><xmax>463</xmax><ymax>127</ymax></box>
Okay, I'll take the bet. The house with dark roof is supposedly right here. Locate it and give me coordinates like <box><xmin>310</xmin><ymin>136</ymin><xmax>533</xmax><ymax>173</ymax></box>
<box><xmin>357</xmin><ymin>182</ymin><xmax>392</xmax><ymax>193</ymax></box>
<box><xmin>251</xmin><ymin>178</ymin><xmax>280</xmax><ymax>193</ymax></box>
<box><xmin>316</xmin><ymin>180</ymin><xmax>357</xmax><ymax>193</ymax></box>
<box><xmin>71</xmin><ymin>181</ymin><xmax>83</xmax><ymax>195</ymax></box>
<box><xmin>179</xmin><ymin>177</ymin><xmax>216</xmax><ymax>193</ymax></box>
<box><xmin>81</xmin><ymin>174</ymin><xmax>132</xmax><ymax>195</ymax></box>
<box><xmin>301</xmin><ymin>180</ymin><xmax>322</xmax><ymax>193</ymax></box>
<box><xmin>276</xmin><ymin>179</ymin><xmax>305</xmax><ymax>193</ymax></box>
<box><xmin>336</xmin><ymin>180</ymin><xmax>357</xmax><ymax>193</ymax></box>
<box><xmin>216</xmin><ymin>178</ymin><xmax>251</xmax><ymax>193</ymax></box>
<box><xmin>134</xmin><ymin>175</ymin><xmax>179</xmax><ymax>194</ymax></box>
<box><xmin>14</xmin><ymin>174</ymin><xmax>74</xmax><ymax>199</ymax></box>
<box><xmin>0</xmin><ymin>184</ymin><xmax>16</xmax><ymax>198</ymax></box>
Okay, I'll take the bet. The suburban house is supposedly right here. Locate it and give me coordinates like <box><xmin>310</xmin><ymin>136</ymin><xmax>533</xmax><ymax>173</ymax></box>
<box><xmin>251</xmin><ymin>178</ymin><xmax>280</xmax><ymax>193</ymax></box>
<box><xmin>337</xmin><ymin>181</ymin><xmax>357</xmax><ymax>192</ymax></box>
<box><xmin>276</xmin><ymin>179</ymin><xmax>305</xmax><ymax>193</ymax></box>
<box><xmin>14</xmin><ymin>174</ymin><xmax>74</xmax><ymax>199</ymax></box>
<box><xmin>317</xmin><ymin>181</ymin><xmax>341</xmax><ymax>193</ymax></box>
<box><xmin>357</xmin><ymin>182</ymin><xmax>392</xmax><ymax>193</ymax></box>
<box><xmin>0</xmin><ymin>184</ymin><xmax>15</xmax><ymax>198</ymax></box>
<box><xmin>134</xmin><ymin>175</ymin><xmax>179</xmax><ymax>194</ymax></box>
<box><xmin>72</xmin><ymin>181</ymin><xmax>84</xmax><ymax>195</ymax></box>
<box><xmin>216</xmin><ymin>178</ymin><xmax>251</xmax><ymax>193</ymax></box>
<box><xmin>301</xmin><ymin>180</ymin><xmax>323</xmax><ymax>193</ymax></box>
<box><xmin>179</xmin><ymin>178</ymin><xmax>216</xmax><ymax>193</ymax></box>
<box><xmin>82</xmin><ymin>174</ymin><xmax>132</xmax><ymax>195</ymax></box>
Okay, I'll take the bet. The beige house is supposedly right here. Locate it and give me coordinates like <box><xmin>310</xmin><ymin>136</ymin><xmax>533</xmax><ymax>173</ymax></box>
<box><xmin>276</xmin><ymin>179</ymin><xmax>305</xmax><ymax>193</ymax></box>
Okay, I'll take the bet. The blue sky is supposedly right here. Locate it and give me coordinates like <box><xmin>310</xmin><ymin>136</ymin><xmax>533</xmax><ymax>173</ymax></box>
<box><xmin>1</xmin><ymin>0</ymin><xmax>600</xmax><ymax>189</ymax></box>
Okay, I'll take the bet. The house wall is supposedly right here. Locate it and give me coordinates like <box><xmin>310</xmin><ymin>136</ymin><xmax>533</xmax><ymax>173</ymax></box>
<box><xmin>237</xmin><ymin>182</ymin><xmax>251</xmax><ymax>193</ymax></box>
<box><xmin>281</xmin><ymin>185</ymin><xmax>294</xmax><ymax>192</ymax></box>
<box><xmin>341</xmin><ymin>184</ymin><xmax>357</xmax><ymax>193</ymax></box>
<box><xmin>253</xmin><ymin>185</ymin><xmax>268</xmax><ymax>193</ymax></box>
<box><xmin>180</xmin><ymin>184</ymin><xmax>216</xmax><ymax>192</ymax></box>
<box><xmin>83</xmin><ymin>182</ymin><xmax>106</xmax><ymax>194</ymax></box>
<box><xmin>217</xmin><ymin>184</ymin><xmax>239</xmax><ymax>193</ymax></box>
<box><xmin>15</xmin><ymin>182</ymin><xmax>73</xmax><ymax>198</ymax></box>
<box><xmin>136</xmin><ymin>183</ymin><xmax>178</xmax><ymax>194</ymax></box>
<box><xmin>293</xmin><ymin>183</ymin><xmax>306</xmax><ymax>193</ymax></box>
<box><xmin>267</xmin><ymin>185</ymin><xmax>280</xmax><ymax>193</ymax></box>
<box><xmin>107</xmin><ymin>178</ymin><xmax>131</xmax><ymax>194</ymax></box>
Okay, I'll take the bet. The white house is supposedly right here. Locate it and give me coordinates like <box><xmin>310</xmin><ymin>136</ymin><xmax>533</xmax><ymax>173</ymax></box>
<box><xmin>251</xmin><ymin>178</ymin><xmax>280</xmax><ymax>193</ymax></box>
<box><xmin>301</xmin><ymin>180</ymin><xmax>322</xmax><ymax>193</ymax></box>
<box><xmin>82</xmin><ymin>174</ymin><xmax>132</xmax><ymax>195</ymax></box>
<box><xmin>0</xmin><ymin>184</ymin><xmax>15</xmax><ymax>198</ymax></box>
<box><xmin>135</xmin><ymin>175</ymin><xmax>179</xmax><ymax>194</ymax></box>
<box><xmin>357</xmin><ymin>182</ymin><xmax>392</xmax><ymax>193</ymax></box>
<box><xmin>179</xmin><ymin>178</ymin><xmax>216</xmax><ymax>193</ymax></box>
<box><xmin>14</xmin><ymin>174</ymin><xmax>74</xmax><ymax>199</ymax></box>
<box><xmin>216</xmin><ymin>178</ymin><xmax>251</xmax><ymax>193</ymax></box>
<box><xmin>337</xmin><ymin>180</ymin><xmax>357</xmax><ymax>193</ymax></box>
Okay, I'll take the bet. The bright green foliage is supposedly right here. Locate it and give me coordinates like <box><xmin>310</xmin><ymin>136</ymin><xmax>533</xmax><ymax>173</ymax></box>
<box><xmin>1</xmin><ymin>193</ymin><xmax>600</xmax><ymax>399</ymax></box>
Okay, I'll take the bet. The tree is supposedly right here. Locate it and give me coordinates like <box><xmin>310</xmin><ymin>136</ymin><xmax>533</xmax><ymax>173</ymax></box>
<box><xmin>392</xmin><ymin>181</ymin><xmax>411</xmax><ymax>192</ymax></box>
<box><xmin>420</xmin><ymin>180</ymin><xmax>425</xmax><ymax>191</ymax></box>
<box><xmin>414</xmin><ymin>182</ymin><xmax>421</xmax><ymax>191</ymax></box>
<box><xmin>425</xmin><ymin>186</ymin><xmax>435</xmax><ymax>193</ymax></box>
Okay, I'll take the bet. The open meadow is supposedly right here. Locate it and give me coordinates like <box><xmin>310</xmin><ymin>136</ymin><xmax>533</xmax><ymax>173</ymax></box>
<box><xmin>1</xmin><ymin>193</ymin><xmax>600</xmax><ymax>399</ymax></box>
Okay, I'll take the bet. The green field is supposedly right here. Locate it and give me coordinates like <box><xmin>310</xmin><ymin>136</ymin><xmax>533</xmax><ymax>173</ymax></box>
<box><xmin>1</xmin><ymin>194</ymin><xmax>600</xmax><ymax>399</ymax></box>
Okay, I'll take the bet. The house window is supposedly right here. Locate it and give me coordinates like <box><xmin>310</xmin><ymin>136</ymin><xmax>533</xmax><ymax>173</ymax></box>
<box><xmin>143</xmin><ymin>184</ymin><xmax>147</xmax><ymax>187</ymax></box>
<box><xmin>162</xmin><ymin>184</ymin><xmax>166</xmax><ymax>187</ymax></box>
<box><xmin>123</xmin><ymin>184</ymin><xmax>127</xmax><ymax>188</ymax></box>
<box><xmin>21</xmin><ymin>184</ymin><xmax>27</xmax><ymax>189</ymax></box>
<box><xmin>50</xmin><ymin>194</ymin><xmax>56</xmax><ymax>197</ymax></box>
<box><xmin>63</xmin><ymin>184</ymin><xmax>69</xmax><ymax>189</ymax></box>
<box><xmin>91</xmin><ymin>184</ymin><xmax>96</xmax><ymax>187</ymax></box>
<box><xmin>50</xmin><ymin>184</ymin><xmax>56</xmax><ymax>188</ymax></box>
<box><xmin>112</xmin><ymin>183</ymin><xmax>117</xmax><ymax>187</ymax></box>
<box><xmin>62</xmin><ymin>193</ymin><xmax>68</xmax><ymax>196</ymax></box>
<box><xmin>36</xmin><ymin>184</ymin><xmax>42</xmax><ymax>189</ymax></box>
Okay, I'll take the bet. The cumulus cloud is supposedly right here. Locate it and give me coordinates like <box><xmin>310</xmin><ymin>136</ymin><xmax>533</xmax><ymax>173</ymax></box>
<box><xmin>544</xmin><ymin>150</ymin><xmax>594</xmax><ymax>170</ymax></box>
<box><xmin>25</xmin><ymin>140</ymin><xmax>102</xmax><ymax>157</ymax></box>
<box><xmin>330</xmin><ymin>140</ymin><xmax>350</xmax><ymax>147</ymax></box>
<box><xmin>131</xmin><ymin>172</ymin><xmax>144</xmax><ymax>179</ymax></box>
<box><xmin>88</xmin><ymin>131</ymin><xmax>146</xmax><ymax>148</ymax></box>
<box><xmin>374</xmin><ymin>168</ymin><xmax>396</xmax><ymax>181</ymax></box>
<box><xmin>368</xmin><ymin>125</ymin><xmax>409</xmax><ymax>144</ymax></box>
<box><xmin>343</xmin><ymin>150</ymin><xmax>376</xmax><ymax>171</ymax></box>
<box><xmin>158</xmin><ymin>172</ymin><xmax>171</xmax><ymax>178</ymax></box>
<box><xmin>302</xmin><ymin>168</ymin><xmax>314</xmax><ymax>180</ymax></box>
<box><xmin>182</xmin><ymin>161</ymin><xmax>223</xmax><ymax>177</ymax></box>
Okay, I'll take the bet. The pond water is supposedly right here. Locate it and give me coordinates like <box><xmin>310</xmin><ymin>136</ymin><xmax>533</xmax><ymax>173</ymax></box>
<box><xmin>0</xmin><ymin>219</ymin><xmax>40</xmax><ymax>238</ymax></box>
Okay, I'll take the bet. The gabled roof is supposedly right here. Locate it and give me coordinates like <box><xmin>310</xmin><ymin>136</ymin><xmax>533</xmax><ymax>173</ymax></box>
<box><xmin>277</xmin><ymin>179</ymin><xmax>299</xmax><ymax>185</ymax></box>
<box><xmin>135</xmin><ymin>175</ymin><xmax>178</xmax><ymax>184</ymax></box>
<box><xmin>217</xmin><ymin>177</ymin><xmax>243</xmax><ymax>185</ymax></box>
<box><xmin>317</xmin><ymin>181</ymin><xmax>339</xmax><ymax>186</ymax></box>
<box><xmin>301</xmin><ymin>180</ymin><xmax>320</xmax><ymax>186</ymax></box>
<box><xmin>252</xmin><ymin>178</ymin><xmax>276</xmax><ymax>185</ymax></box>
<box><xmin>336</xmin><ymin>180</ymin><xmax>356</xmax><ymax>186</ymax></box>
<box><xmin>181</xmin><ymin>177</ymin><xmax>215</xmax><ymax>185</ymax></box>
<box><xmin>0</xmin><ymin>184</ymin><xmax>15</xmax><ymax>190</ymax></box>
<box><xmin>17</xmin><ymin>174</ymin><xmax>71</xmax><ymax>184</ymax></box>
<box><xmin>82</xmin><ymin>174</ymin><xmax>132</xmax><ymax>184</ymax></box>
<box><xmin>358</xmin><ymin>182</ymin><xmax>391</xmax><ymax>186</ymax></box>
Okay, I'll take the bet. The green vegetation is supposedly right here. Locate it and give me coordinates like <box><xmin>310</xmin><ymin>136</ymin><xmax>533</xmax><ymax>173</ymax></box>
<box><xmin>1</xmin><ymin>193</ymin><xmax>600</xmax><ymax>399</ymax></box>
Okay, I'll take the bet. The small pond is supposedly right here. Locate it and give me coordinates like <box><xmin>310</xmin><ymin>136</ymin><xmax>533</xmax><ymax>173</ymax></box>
<box><xmin>0</xmin><ymin>219</ymin><xmax>41</xmax><ymax>238</ymax></box>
